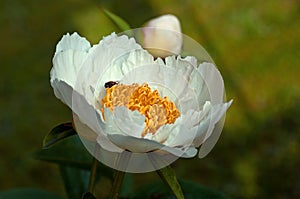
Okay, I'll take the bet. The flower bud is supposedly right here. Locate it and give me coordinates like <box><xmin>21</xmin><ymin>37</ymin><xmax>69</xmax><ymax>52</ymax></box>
<box><xmin>142</xmin><ymin>14</ymin><xmax>182</xmax><ymax>58</ymax></box>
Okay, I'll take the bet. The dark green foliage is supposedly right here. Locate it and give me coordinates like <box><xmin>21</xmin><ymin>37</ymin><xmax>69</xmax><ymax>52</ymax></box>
<box><xmin>59</xmin><ymin>165</ymin><xmax>90</xmax><ymax>199</ymax></box>
<box><xmin>134</xmin><ymin>179</ymin><xmax>230</xmax><ymax>199</ymax></box>
<box><xmin>0</xmin><ymin>189</ymin><xmax>64</xmax><ymax>199</ymax></box>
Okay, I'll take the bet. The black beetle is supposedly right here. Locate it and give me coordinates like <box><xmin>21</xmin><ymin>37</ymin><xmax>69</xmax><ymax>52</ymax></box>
<box><xmin>104</xmin><ymin>81</ymin><xmax>119</xmax><ymax>88</ymax></box>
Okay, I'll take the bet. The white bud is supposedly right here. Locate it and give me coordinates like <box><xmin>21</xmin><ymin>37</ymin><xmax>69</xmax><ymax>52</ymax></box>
<box><xmin>142</xmin><ymin>14</ymin><xmax>182</xmax><ymax>58</ymax></box>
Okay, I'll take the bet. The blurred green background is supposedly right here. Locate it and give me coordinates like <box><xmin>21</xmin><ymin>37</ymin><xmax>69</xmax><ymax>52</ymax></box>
<box><xmin>1</xmin><ymin>0</ymin><xmax>299</xmax><ymax>198</ymax></box>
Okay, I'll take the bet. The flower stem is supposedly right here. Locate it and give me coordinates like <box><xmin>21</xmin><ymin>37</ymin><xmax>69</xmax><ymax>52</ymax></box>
<box><xmin>109</xmin><ymin>151</ymin><xmax>131</xmax><ymax>199</ymax></box>
<box><xmin>109</xmin><ymin>170</ymin><xmax>125</xmax><ymax>199</ymax></box>
<box><xmin>88</xmin><ymin>157</ymin><xmax>98</xmax><ymax>193</ymax></box>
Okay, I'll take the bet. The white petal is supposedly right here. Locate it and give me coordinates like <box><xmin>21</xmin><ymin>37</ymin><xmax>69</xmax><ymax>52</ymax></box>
<box><xmin>181</xmin><ymin>147</ymin><xmax>198</xmax><ymax>158</ymax></box>
<box><xmin>73</xmin><ymin>113</ymin><xmax>97</xmax><ymax>141</ymax></box>
<box><xmin>126</xmin><ymin>48</ymin><xmax>155</xmax><ymax>64</ymax></box>
<box><xmin>71</xmin><ymin>89</ymin><xmax>124</xmax><ymax>154</ymax></box>
<box><xmin>198</xmin><ymin>62</ymin><xmax>225</xmax><ymax>104</ymax></box>
<box><xmin>113</xmin><ymin>106</ymin><xmax>146</xmax><ymax>138</ymax></box>
<box><xmin>70</xmin><ymin>34</ymin><xmax>146</xmax><ymax>154</ymax></box>
<box><xmin>55</xmin><ymin>32</ymin><xmax>91</xmax><ymax>56</ymax></box>
<box><xmin>77</xmin><ymin>33</ymin><xmax>142</xmax><ymax>103</ymax></box>
<box><xmin>71</xmin><ymin>91</ymin><xmax>104</xmax><ymax>136</ymax></box>
<box><xmin>50</xmin><ymin>79</ymin><xmax>73</xmax><ymax>108</ymax></box>
<box><xmin>91</xmin><ymin>33</ymin><xmax>142</xmax><ymax>77</ymax></box>
<box><xmin>192</xmin><ymin>115</ymin><xmax>212</xmax><ymax>147</ymax></box>
<box><xmin>73</xmin><ymin>105</ymin><xmax>124</xmax><ymax>153</ymax></box>
<box><xmin>188</xmin><ymin>65</ymin><xmax>210</xmax><ymax>108</ymax></box>
<box><xmin>160</xmin><ymin>102</ymin><xmax>212</xmax><ymax>149</ymax></box>
<box><xmin>96</xmin><ymin>133</ymin><xmax>124</xmax><ymax>153</ymax></box>
<box><xmin>94</xmin><ymin>50</ymin><xmax>202</xmax><ymax>113</ymax></box>
<box><xmin>51</xmin><ymin>33</ymin><xmax>91</xmax><ymax>107</ymax></box>
<box><xmin>197</xmin><ymin>100</ymin><xmax>233</xmax><ymax>158</ymax></box>
<box><xmin>193</xmin><ymin>101</ymin><xmax>232</xmax><ymax>147</ymax></box>
<box><xmin>101</xmin><ymin>107</ymin><xmax>145</xmax><ymax>137</ymax></box>
<box><xmin>95</xmin><ymin>49</ymin><xmax>155</xmax><ymax>96</ymax></box>
<box><xmin>107</xmin><ymin>134</ymin><xmax>193</xmax><ymax>158</ymax></box>
<box><xmin>107</xmin><ymin>134</ymin><xmax>164</xmax><ymax>153</ymax></box>
<box><xmin>164</xmin><ymin>56</ymin><xmax>194</xmax><ymax>94</ymax></box>
<box><xmin>165</xmin><ymin>56</ymin><xmax>195</xmax><ymax>77</ymax></box>
<box><xmin>164</xmin><ymin>56</ymin><xmax>209</xmax><ymax>113</ymax></box>
<box><xmin>204</xmin><ymin>100</ymin><xmax>233</xmax><ymax>141</ymax></box>
<box><xmin>117</xmin><ymin>55</ymin><xmax>163</xmax><ymax>86</ymax></box>
<box><xmin>101</xmin><ymin>108</ymin><xmax>121</xmax><ymax>135</ymax></box>
<box><xmin>182</xmin><ymin>56</ymin><xmax>198</xmax><ymax>67</ymax></box>
<box><xmin>179</xmin><ymin>104</ymin><xmax>211</xmax><ymax>129</ymax></box>
<box><xmin>145</xmin><ymin>124</ymin><xmax>173</xmax><ymax>143</ymax></box>
<box><xmin>71</xmin><ymin>90</ymin><xmax>125</xmax><ymax>158</ymax></box>
<box><xmin>164</xmin><ymin>124</ymin><xmax>197</xmax><ymax>147</ymax></box>
<box><xmin>103</xmin><ymin>53</ymin><xmax>195</xmax><ymax>101</ymax></box>
<box><xmin>51</xmin><ymin>50</ymin><xmax>89</xmax><ymax>86</ymax></box>
<box><xmin>159</xmin><ymin>145</ymin><xmax>195</xmax><ymax>157</ymax></box>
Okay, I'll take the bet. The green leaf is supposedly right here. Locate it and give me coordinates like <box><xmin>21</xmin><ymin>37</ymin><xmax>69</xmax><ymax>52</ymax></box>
<box><xmin>156</xmin><ymin>165</ymin><xmax>184</xmax><ymax>199</ymax></box>
<box><xmin>135</xmin><ymin>179</ymin><xmax>230</xmax><ymax>199</ymax></box>
<box><xmin>36</xmin><ymin>135</ymin><xmax>92</xmax><ymax>169</ymax></box>
<box><xmin>103</xmin><ymin>9</ymin><xmax>131</xmax><ymax>31</ymax></box>
<box><xmin>42</xmin><ymin>122</ymin><xmax>77</xmax><ymax>149</ymax></box>
<box><xmin>0</xmin><ymin>188</ymin><xmax>63</xmax><ymax>199</ymax></box>
<box><xmin>60</xmin><ymin>165</ymin><xmax>90</xmax><ymax>199</ymax></box>
<box><xmin>36</xmin><ymin>134</ymin><xmax>114</xmax><ymax>178</ymax></box>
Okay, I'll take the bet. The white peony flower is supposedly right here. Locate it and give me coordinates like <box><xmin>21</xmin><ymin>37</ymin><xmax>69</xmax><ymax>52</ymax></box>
<box><xmin>50</xmin><ymin>30</ymin><xmax>232</xmax><ymax>173</ymax></box>
<box><xmin>142</xmin><ymin>14</ymin><xmax>182</xmax><ymax>58</ymax></box>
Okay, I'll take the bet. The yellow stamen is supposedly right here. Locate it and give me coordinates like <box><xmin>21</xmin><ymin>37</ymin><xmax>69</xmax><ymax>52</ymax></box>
<box><xmin>101</xmin><ymin>83</ymin><xmax>180</xmax><ymax>137</ymax></box>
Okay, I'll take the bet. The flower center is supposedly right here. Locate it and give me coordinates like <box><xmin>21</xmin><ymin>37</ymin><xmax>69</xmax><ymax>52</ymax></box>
<box><xmin>101</xmin><ymin>83</ymin><xmax>180</xmax><ymax>137</ymax></box>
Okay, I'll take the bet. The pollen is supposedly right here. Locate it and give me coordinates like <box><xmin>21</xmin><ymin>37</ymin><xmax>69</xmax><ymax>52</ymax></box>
<box><xmin>101</xmin><ymin>83</ymin><xmax>180</xmax><ymax>137</ymax></box>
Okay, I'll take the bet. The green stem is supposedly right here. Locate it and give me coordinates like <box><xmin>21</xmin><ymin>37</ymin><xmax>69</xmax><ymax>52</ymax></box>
<box><xmin>109</xmin><ymin>151</ymin><xmax>131</xmax><ymax>199</ymax></box>
<box><xmin>87</xmin><ymin>157</ymin><xmax>98</xmax><ymax>193</ymax></box>
<box><xmin>109</xmin><ymin>170</ymin><xmax>125</xmax><ymax>199</ymax></box>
